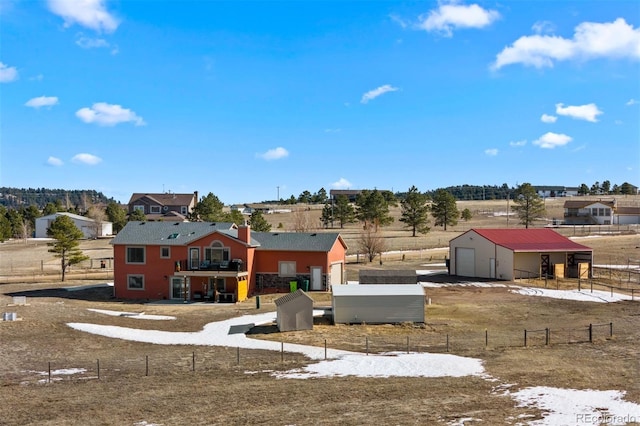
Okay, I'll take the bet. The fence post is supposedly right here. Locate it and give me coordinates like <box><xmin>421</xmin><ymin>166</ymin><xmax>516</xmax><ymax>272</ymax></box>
<box><xmin>97</xmin><ymin>359</ymin><xmax>100</xmax><ymax>380</ymax></box>
<box><xmin>145</xmin><ymin>355</ymin><xmax>149</xmax><ymax>376</ymax></box>
<box><xmin>406</xmin><ymin>336</ymin><xmax>410</xmax><ymax>354</ymax></box>
<box><xmin>48</xmin><ymin>362</ymin><xmax>51</xmax><ymax>384</ymax></box>
<box><xmin>366</xmin><ymin>337</ymin><xmax>369</xmax><ymax>356</ymax></box>
<box><xmin>281</xmin><ymin>341</ymin><xmax>284</xmax><ymax>362</ymax></box>
<box><xmin>237</xmin><ymin>347</ymin><xmax>240</xmax><ymax>365</ymax></box>
<box><xmin>446</xmin><ymin>334</ymin><xmax>449</xmax><ymax>352</ymax></box>
<box><xmin>632</xmin><ymin>289</ymin><xmax>635</xmax><ymax>302</ymax></box>
<box><xmin>589</xmin><ymin>324</ymin><xmax>592</xmax><ymax>343</ymax></box>
<box><xmin>545</xmin><ymin>328</ymin><xmax>549</xmax><ymax>346</ymax></box>
<box><xmin>192</xmin><ymin>351</ymin><xmax>195</xmax><ymax>372</ymax></box>
<box><xmin>524</xmin><ymin>329</ymin><xmax>527</xmax><ymax>347</ymax></box>
<box><xmin>485</xmin><ymin>329</ymin><xmax>488</xmax><ymax>348</ymax></box>
<box><xmin>610</xmin><ymin>322</ymin><xmax>613</xmax><ymax>338</ymax></box>
<box><xmin>578</xmin><ymin>278</ymin><xmax>581</xmax><ymax>292</ymax></box>
<box><xmin>324</xmin><ymin>339</ymin><xmax>327</xmax><ymax>360</ymax></box>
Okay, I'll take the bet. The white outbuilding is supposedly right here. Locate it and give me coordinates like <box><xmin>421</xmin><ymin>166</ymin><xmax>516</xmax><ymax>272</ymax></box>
<box><xmin>35</xmin><ymin>212</ymin><xmax>113</xmax><ymax>239</ymax></box>
<box><xmin>275</xmin><ymin>289</ymin><xmax>314</xmax><ymax>332</ymax></box>
<box><xmin>331</xmin><ymin>284</ymin><xmax>425</xmax><ymax>324</ymax></box>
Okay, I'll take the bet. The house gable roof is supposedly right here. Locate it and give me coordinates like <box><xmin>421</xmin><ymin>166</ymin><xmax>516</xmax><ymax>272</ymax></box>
<box><xmin>563</xmin><ymin>200</ymin><xmax>615</xmax><ymax>209</ymax></box>
<box><xmin>128</xmin><ymin>193</ymin><xmax>196</xmax><ymax>206</ymax></box>
<box><xmin>471</xmin><ymin>228</ymin><xmax>592</xmax><ymax>252</ymax></box>
<box><xmin>110</xmin><ymin>221</ymin><xmax>246</xmax><ymax>246</ymax></box>
<box><xmin>252</xmin><ymin>231</ymin><xmax>346</xmax><ymax>252</ymax></box>
<box><xmin>274</xmin><ymin>289</ymin><xmax>313</xmax><ymax>307</ymax></box>
<box><xmin>38</xmin><ymin>212</ymin><xmax>110</xmax><ymax>224</ymax></box>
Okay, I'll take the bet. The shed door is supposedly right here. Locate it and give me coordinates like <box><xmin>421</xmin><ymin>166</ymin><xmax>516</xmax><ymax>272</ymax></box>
<box><xmin>310</xmin><ymin>267</ymin><xmax>322</xmax><ymax>291</ymax></box>
<box><xmin>330</xmin><ymin>263</ymin><xmax>343</xmax><ymax>287</ymax></box>
<box><xmin>456</xmin><ymin>248</ymin><xmax>475</xmax><ymax>277</ymax></box>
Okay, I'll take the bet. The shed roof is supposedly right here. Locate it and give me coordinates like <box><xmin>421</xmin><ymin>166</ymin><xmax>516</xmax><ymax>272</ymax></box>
<box><xmin>332</xmin><ymin>284</ymin><xmax>424</xmax><ymax>297</ymax></box>
<box><xmin>110</xmin><ymin>221</ymin><xmax>248</xmax><ymax>246</ymax></box>
<box><xmin>38</xmin><ymin>212</ymin><xmax>105</xmax><ymax>223</ymax></box>
<box><xmin>471</xmin><ymin>228</ymin><xmax>592</xmax><ymax>252</ymax></box>
<box><xmin>252</xmin><ymin>231</ymin><xmax>347</xmax><ymax>252</ymax></box>
<box><xmin>274</xmin><ymin>289</ymin><xmax>313</xmax><ymax>306</ymax></box>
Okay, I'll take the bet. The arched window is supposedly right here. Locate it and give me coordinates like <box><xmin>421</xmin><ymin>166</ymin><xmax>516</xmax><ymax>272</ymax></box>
<box><xmin>205</xmin><ymin>241</ymin><xmax>229</xmax><ymax>263</ymax></box>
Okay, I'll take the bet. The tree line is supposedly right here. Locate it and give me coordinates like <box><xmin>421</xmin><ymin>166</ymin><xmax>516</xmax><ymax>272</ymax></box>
<box><xmin>0</xmin><ymin>187</ymin><xmax>114</xmax><ymax>210</ymax></box>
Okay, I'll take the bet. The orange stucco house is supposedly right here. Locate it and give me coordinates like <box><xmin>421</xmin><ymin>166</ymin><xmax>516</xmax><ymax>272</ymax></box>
<box><xmin>110</xmin><ymin>221</ymin><xmax>347</xmax><ymax>302</ymax></box>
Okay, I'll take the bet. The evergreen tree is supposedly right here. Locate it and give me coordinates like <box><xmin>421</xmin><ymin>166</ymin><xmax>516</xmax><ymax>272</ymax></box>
<box><xmin>620</xmin><ymin>182</ymin><xmax>635</xmax><ymax>195</ymax></box>
<box><xmin>0</xmin><ymin>206</ymin><xmax>12</xmax><ymax>241</ymax></box>
<box><xmin>512</xmin><ymin>183</ymin><xmax>546</xmax><ymax>228</ymax></box>
<box><xmin>5</xmin><ymin>209</ymin><xmax>23</xmax><ymax>238</ymax></box>
<box><xmin>399</xmin><ymin>186</ymin><xmax>430</xmax><ymax>237</ymax></box>
<box><xmin>225</xmin><ymin>209</ymin><xmax>246</xmax><ymax>226</ymax></box>
<box><xmin>189</xmin><ymin>192</ymin><xmax>225</xmax><ymax>221</ymax></box>
<box><xmin>298</xmin><ymin>190</ymin><xmax>312</xmax><ymax>204</ymax></box>
<box><xmin>333</xmin><ymin>195</ymin><xmax>356</xmax><ymax>229</ymax></box>
<box><xmin>315</xmin><ymin>187</ymin><xmax>328</xmax><ymax>204</ymax></box>
<box><xmin>431</xmin><ymin>189</ymin><xmax>459</xmax><ymax>231</ymax></box>
<box><xmin>128</xmin><ymin>209</ymin><xmax>146</xmax><ymax>221</ymax></box>
<box><xmin>461</xmin><ymin>208</ymin><xmax>472</xmax><ymax>221</ymax></box>
<box><xmin>248</xmin><ymin>210</ymin><xmax>272</xmax><ymax>232</ymax></box>
<box><xmin>355</xmin><ymin>189</ymin><xmax>394</xmax><ymax>231</ymax></box>
<box><xmin>106</xmin><ymin>202</ymin><xmax>127</xmax><ymax>233</ymax></box>
<box><xmin>320</xmin><ymin>202</ymin><xmax>334</xmax><ymax>228</ymax></box>
<box><xmin>47</xmin><ymin>215</ymin><xmax>89</xmax><ymax>281</ymax></box>
<box><xmin>21</xmin><ymin>205</ymin><xmax>41</xmax><ymax>233</ymax></box>
<box><xmin>42</xmin><ymin>202</ymin><xmax>58</xmax><ymax>216</ymax></box>
<box><xmin>578</xmin><ymin>184</ymin><xmax>589</xmax><ymax>196</ymax></box>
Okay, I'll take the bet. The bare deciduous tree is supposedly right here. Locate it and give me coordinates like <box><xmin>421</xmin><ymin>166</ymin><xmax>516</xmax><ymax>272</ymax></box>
<box><xmin>86</xmin><ymin>206</ymin><xmax>106</xmax><ymax>238</ymax></box>
<box><xmin>358</xmin><ymin>227</ymin><xmax>386</xmax><ymax>262</ymax></box>
<box><xmin>292</xmin><ymin>208</ymin><xmax>313</xmax><ymax>232</ymax></box>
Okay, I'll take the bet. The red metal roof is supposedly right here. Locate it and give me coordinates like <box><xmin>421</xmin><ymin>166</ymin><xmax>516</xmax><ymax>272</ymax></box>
<box><xmin>472</xmin><ymin>228</ymin><xmax>592</xmax><ymax>252</ymax></box>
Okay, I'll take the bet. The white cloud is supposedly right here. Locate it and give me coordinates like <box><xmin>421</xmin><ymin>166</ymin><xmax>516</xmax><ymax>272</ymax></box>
<box><xmin>76</xmin><ymin>35</ymin><xmax>107</xmax><ymax>48</ymax></box>
<box><xmin>533</xmin><ymin>132</ymin><xmax>572</xmax><ymax>149</ymax></box>
<box><xmin>258</xmin><ymin>147</ymin><xmax>289</xmax><ymax>161</ymax></box>
<box><xmin>532</xmin><ymin>20</ymin><xmax>555</xmax><ymax>35</ymax></box>
<box><xmin>47</xmin><ymin>156</ymin><xmax>64</xmax><ymax>166</ymax></box>
<box><xmin>484</xmin><ymin>148</ymin><xmax>498</xmax><ymax>156</ymax></box>
<box><xmin>492</xmin><ymin>18</ymin><xmax>640</xmax><ymax>70</ymax></box>
<box><xmin>0</xmin><ymin>62</ymin><xmax>18</xmax><ymax>82</ymax></box>
<box><xmin>71</xmin><ymin>153</ymin><xmax>102</xmax><ymax>165</ymax></box>
<box><xmin>626</xmin><ymin>99</ymin><xmax>638</xmax><ymax>106</ymax></box>
<box><xmin>555</xmin><ymin>103</ymin><xmax>603</xmax><ymax>122</ymax></box>
<box><xmin>361</xmin><ymin>85</ymin><xmax>398</xmax><ymax>104</ymax></box>
<box><xmin>417</xmin><ymin>2</ymin><xmax>500</xmax><ymax>37</ymax></box>
<box><xmin>509</xmin><ymin>140</ymin><xmax>527</xmax><ymax>147</ymax></box>
<box><xmin>25</xmin><ymin>96</ymin><xmax>59</xmax><ymax>108</ymax></box>
<box><xmin>541</xmin><ymin>114</ymin><xmax>557</xmax><ymax>123</ymax></box>
<box><xmin>47</xmin><ymin>0</ymin><xmax>119</xmax><ymax>33</ymax></box>
<box><xmin>76</xmin><ymin>102</ymin><xmax>145</xmax><ymax>126</ymax></box>
<box><xmin>331</xmin><ymin>178</ymin><xmax>352</xmax><ymax>189</ymax></box>
<box><xmin>389</xmin><ymin>14</ymin><xmax>408</xmax><ymax>29</ymax></box>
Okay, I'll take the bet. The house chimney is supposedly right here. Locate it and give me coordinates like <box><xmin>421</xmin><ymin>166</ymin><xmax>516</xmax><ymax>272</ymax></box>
<box><xmin>238</xmin><ymin>222</ymin><xmax>251</xmax><ymax>244</ymax></box>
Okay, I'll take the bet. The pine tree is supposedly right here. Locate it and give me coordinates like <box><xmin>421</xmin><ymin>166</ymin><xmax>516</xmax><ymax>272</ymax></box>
<box><xmin>355</xmin><ymin>189</ymin><xmax>394</xmax><ymax>231</ymax></box>
<box><xmin>399</xmin><ymin>186</ymin><xmax>430</xmax><ymax>237</ymax></box>
<box><xmin>249</xmin><ymin>210</ymin><xmax>272</xmax><ymax>232</ymax></box>
<box><xmin>320</xmin><ymin>202</ymin><xmax>334</xmax><ymax>228</ymax></box>
<box><xmin>431</xmin><ymin>189</ymin><xmax>459</xmax><ymax>231</ymax></box>
<box><xmin>333</xmin><ymin>195</ymin><xmax>356</xmax><ymax>229</ymax></box>
<box><xmin>47</xmin><ymin>215</ymin><xmax>89</xmax><ymax>281</ymax></box>
<box><xmin>512</xmin><ymin>183</ymin><xmax>546</xmax><ymax>228</ymax></box>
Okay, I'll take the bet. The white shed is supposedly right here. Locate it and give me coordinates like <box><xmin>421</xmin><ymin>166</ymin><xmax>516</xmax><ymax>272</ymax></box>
<box><xmin>35</xmin><ymin>212</ymin><xmax>113</xmax><ymax>239</ymax></box>
<box><xmin>331</xmin><ymin>284</ymin><xmax>425</xmax><ymax>324</ymax></box>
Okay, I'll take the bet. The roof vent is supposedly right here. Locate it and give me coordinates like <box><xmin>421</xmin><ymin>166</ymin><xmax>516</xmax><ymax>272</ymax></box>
<box><xmin>140</xmin><ymin>222</ymin><xmax>146</xmax><ymax>225</ymax></box>
<box><xmin>168</xmin><ymin>233</ymin><xmax>180</xmax><ymax>239</ymax></box>
<box><xmin>310</xmin><ymin>233</ymin><xmax>317</xmax><ymax>236</ymax></box>
<box><xmin>174</xmin><ymin>222</ymin><xmax>180</xmax><ymax>225</ymax></box>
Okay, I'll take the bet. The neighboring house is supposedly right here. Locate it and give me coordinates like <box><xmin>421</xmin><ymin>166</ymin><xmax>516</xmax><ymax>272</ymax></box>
<box><xmin>127</xmin><ymin>192</ymin><xmax>198</xmax><ymax>221</ymax></box>
<box><xmin>275</xmin><ymin>289</ymin><xmax>314</xmax><ymax>332</ymax></box>
<box><xmin>35</xmin><ymin>212</ymin><xmax>113</xmax><ymax>239</ymax></box>
<box><xmin>110</xmin><ymin>222</ymin><xmax>347</xmax><ymax>301</ymax></box>
<box><xmin>330</xmin><ymin>189</ymin><xmax>361</xmax><ymax>202</ymax></box>
<box><xmin>230</xmin><ymin>204</ymin><xmax>254</xmax><ymax>215</ymax></box>
<box><xmin>534</xmin><ymin>186</ymin><xmax>580</xmax><ymax>198</ymax></box>
<box><xmin>331</xmin><ymin>284</ymin><xmax>425</xmax><ymax>324</ymax></box>
<box><xmin>563</xmin><ymin>199</ymin><xmax>640</xmax><ymax>225</ymax></box>
<box><xmin>359</xmin><ymin>270</ymin><xmax>417</xmax><ymax>284</ymax></box>
<box><xmin>449</xmin><ymin>228</ymin><xmax>593</xmax><ymax>281</ymax></box>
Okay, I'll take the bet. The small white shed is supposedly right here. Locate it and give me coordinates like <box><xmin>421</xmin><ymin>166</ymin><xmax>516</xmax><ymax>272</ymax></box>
<box><xmin>331</xmin><ymin>284</ymin><xmax>425</xmax><ymax>324</ymax></box>
<box><xmin>35</xmin><ymin>212</ymin><xmax>113</xmax><ymax>239</ymax></box>
<box><xmin>275</xmin><ymin>289</ymin><xmax>314</xmax><ymax>332</ymax></box>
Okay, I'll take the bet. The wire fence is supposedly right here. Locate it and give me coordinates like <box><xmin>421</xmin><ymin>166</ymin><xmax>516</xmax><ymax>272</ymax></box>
<box><xmin>1</xmin><ymin>321</ymin><xmax>617</xmax><ymax>386</ymax></box>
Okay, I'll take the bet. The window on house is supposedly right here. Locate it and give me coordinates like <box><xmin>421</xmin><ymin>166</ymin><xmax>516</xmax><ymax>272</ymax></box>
<box><xmin>181</xmin><ymin>206</ymin><xmax>188</xmax><ymax>215</ymax></box>
<box><xmin>133</xmin><ymin>205</ymin><xmax>145</xmax><ymax>213</ymax></box>
<box><xmin>205</xmin><ymin>241</ymin><xmax>230</xmax><ymax>263</ymax></box>
<box><xmin>160</xmin><ymin>246</ymin><xmax>170</xmax><ymax>258</ymax></box>
<box><xmin>126</xmin><ymin>247</ymin><xmax>145</xmax><ymax>263</ymax></box>
<box><xmin>150</xmin><ymin>205</ymin><xmax>161</xmax><ymax>214</ymax></box>
<box><xmin>127</xmin><ymin>275</ymin><xmax>144</xmax><ymax>290</ymax></box>
<box><xmin>591</xmin><ymin>208</ymin><xmax>598</xmax><ymax>216</ymax></box>
<box><xmin>279</xmin><ymin>261</ymin><xmax>296</xmax><ymax>277</ymax></box>
<box><xmin>599</xmin><ymin>208</ymin><xmax>605</xmax><ymax>216</ymax></box>
<box><xmin>604</xmin><ymin>208</ymin><xmax>611</xmax><ymax>216</ymax></box>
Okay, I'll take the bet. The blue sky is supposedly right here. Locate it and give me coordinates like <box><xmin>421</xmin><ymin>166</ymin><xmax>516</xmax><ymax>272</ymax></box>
<box><xmin>1</xmin><ymin>1</ymin><xmax>639</xmax><ymax>204</ymax></box>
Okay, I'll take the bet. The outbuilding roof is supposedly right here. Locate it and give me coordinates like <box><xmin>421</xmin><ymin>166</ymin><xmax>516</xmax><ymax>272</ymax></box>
<box><xmin>332</xmin><ymin>284</ymin><xmax>425</xmax><ymax>297</ymax></box>
<box><xmin>274</xmin><ymin>289</ymin><xmax>313</xmax><ymax>306</ymax></box>
<box><xmin>471</xmin><ymin>228</ymin><xmax>592</xmax><ymax>252</ymax></box>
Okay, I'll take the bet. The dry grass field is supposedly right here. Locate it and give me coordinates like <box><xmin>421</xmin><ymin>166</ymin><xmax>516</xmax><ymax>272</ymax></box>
<box><xmin>1</xmin><ymin>197</ymin><xmax>639</xmax><ymax>425</ymax></box>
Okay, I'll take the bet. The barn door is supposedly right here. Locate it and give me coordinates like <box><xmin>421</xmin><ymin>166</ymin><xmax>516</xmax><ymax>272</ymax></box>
<box><xmin>540</xmin><ymin>254</ymin><xmax>550</xmax><ymax>277</ymax></box>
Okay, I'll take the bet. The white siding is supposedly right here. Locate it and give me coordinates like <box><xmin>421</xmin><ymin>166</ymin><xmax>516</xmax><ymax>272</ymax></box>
<box><xmin>331</xmin><ymin>285</ymin><xmax>425</xmax><ymax>324</ymax></box>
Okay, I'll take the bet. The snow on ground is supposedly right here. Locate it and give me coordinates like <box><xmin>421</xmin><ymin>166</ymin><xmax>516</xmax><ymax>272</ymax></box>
<box><xmin>272</xmin><ymin>352</ymin><xmax>485</xmax><ymax>379</ymax></box>
<box><xmin>87</xmin><ymin>308</ymin><xmax>176</xmax><ymax>320</ymax></box>
<box><xmin>509</xmin><ymin>287</ymin><xmax>635</xmax><ymax>303</ymax></box>
<box><xmin>511</xmin><ymin>387</ymin><xmax>640</xmax><ymax>426</ymax></box>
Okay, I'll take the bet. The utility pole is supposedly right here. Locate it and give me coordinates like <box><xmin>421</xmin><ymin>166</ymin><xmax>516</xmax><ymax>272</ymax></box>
<box><xmin>277</xmin><ymin>186</ymin><xmax>280</xmax><ymax>201</ymax></box>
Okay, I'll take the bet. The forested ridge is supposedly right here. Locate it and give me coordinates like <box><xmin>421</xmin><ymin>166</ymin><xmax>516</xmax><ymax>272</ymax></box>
<box><xmin>0</xmin><ymin>187</ymin><xmax>115</xmax><ymax>210</ymax></box>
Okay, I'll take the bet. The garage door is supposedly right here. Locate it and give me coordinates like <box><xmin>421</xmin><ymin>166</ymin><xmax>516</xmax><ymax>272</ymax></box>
<box><xmin>456</xmin><ymin>247</ymin><xmax>475</xmax><ymax>277</ymax></box>
<box><xmin>330</xmin><ymin>263</ymin><xmax>343</xmax><ymax>286</ymax></box>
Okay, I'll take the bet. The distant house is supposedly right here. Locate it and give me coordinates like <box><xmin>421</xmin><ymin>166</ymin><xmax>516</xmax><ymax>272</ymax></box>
<box><xmin>110</xmin><ymin>222</ymin><xmax>347</xmax><ymax>301</ymax></box>
<box><xmin>449</xmin><ymin>228</ymin><xmax>593</xmax><ymax>281</ymax></box>
<box><xmin>561</xmin><ymin>199</ymin><xmax>640</xmax><ymax>225</ymax></box>
<box><xmin>127</xmin><ymin>192</ymin><xmax>198</xmax><ymax>221</ymax></box>
<box><xmin>534</xmin><ymin>186</ymin><xmax>580</xmax><ymax>198</ymax></box>
<box><xmin>330</xmin><ymin>189</ymin><xmax>361</xmax><ymax>202</ymax></box>
<box><xmin>331</xmin><ymin>284</ymin><xmax>425</xmax><ymax>324</ymax></box>
<box><xmin>230</xmin><ymin>204</ymin><xmax>254</xmax><ymax>215</ymax></box>
<box><xmin>35</xmin><ymin>212</ymin><xmax>112</xmax><ymax>239</ymax></box>
<box><xmin>275</xmin><ymin>289</ymin><xmax>314</xmax><ymax>332</ymax></box>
